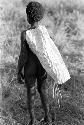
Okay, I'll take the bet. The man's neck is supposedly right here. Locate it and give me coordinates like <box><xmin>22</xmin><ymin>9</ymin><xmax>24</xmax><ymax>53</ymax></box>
<box><xmin>30</xmin><ymin>22</ymin><xmax>39</xmax><ymax>29</ymax></box>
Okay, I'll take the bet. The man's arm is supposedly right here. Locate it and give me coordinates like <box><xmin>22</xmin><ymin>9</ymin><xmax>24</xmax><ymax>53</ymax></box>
<box><xmin>17</xmin><ymin>31</ymin><xmax>29</xmax><ymax>82</ymax></box>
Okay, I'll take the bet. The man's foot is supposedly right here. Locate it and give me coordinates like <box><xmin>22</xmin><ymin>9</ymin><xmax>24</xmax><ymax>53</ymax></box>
<box><xmin>44</xmin><ymin>116</ymin><xmax>52</xmax><ymax>125</ymax></box>
<box><xmin>40</xmin><ymin>116</ymin><xmax>52</xmax><ymax>125</ymax></box>
<box><xmin>28</xmin><ymin>119</ymin><xmax>39</xmax><ymax>125</ymax></box>
<box><xmin>28</xmin><ymin>120</ymin><xmax>32</xmax><ymax>125</ymax></box>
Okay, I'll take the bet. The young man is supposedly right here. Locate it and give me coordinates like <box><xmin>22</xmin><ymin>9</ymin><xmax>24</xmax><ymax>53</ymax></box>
<box><xmin>17</xmin><ymin>1</ymin><xmax>51</xmax><ymax>125</ymax></box>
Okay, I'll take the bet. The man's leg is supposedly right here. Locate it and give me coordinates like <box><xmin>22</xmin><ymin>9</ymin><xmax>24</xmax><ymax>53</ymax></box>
<box><xmin>37</xmin><ymin>77</ymin><xmax>51</xmax><ymax>124</ymax></box>
<box><xmin>25</xmin><ymin>76</ymin><xmax>36</xmax><ymax>125</ymax></box>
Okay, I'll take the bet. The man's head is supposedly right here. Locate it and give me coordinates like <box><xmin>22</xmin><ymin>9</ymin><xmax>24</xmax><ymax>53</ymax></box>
<box><xmin>26</xmin><ymin>1</ymin><xmax>45</xmax><ymax>25</ymax></box>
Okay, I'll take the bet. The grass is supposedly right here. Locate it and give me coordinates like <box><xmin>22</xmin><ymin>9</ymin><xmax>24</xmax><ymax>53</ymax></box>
<box><xmin>1</xmin><ymin>63</ymin><xmax>84</xmax><ymax>125</ymax></box>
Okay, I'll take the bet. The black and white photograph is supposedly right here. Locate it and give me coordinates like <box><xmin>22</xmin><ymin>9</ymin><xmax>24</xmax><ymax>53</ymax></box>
<box><xmin>1</xmin><ymin>0</ymin><xmax>84</xmax><ymax>125</ymax></box>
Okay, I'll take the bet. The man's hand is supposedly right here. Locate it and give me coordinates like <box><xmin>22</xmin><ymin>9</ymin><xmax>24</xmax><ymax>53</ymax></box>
<box><xmin>17</xmin><ymin>73</ymin><xmax>24</xmax><ymax>84</ymax></box>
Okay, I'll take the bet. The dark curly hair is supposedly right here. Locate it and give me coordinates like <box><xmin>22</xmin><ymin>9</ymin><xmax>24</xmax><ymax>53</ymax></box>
<box><xmin>26</xmin><ymin>1</ymin><xmax>44</xmax><ymax>25</ymax></box>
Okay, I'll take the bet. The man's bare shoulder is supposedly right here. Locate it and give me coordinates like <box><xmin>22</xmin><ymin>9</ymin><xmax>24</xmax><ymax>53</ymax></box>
<box><xmin>21</xmin><ymin>27</ymin><xmax>31</xmax><ymax>41</ymax></box>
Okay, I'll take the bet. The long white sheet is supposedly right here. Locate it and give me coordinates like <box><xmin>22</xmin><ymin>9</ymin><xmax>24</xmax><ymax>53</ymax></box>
<box><xmin>26</xmin><ymin>24</ymin><xmax>71</xmax><ymax>84</ymax></box>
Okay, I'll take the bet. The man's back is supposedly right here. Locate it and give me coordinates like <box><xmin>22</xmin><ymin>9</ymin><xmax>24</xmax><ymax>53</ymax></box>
<box><xmin>18</xmin><ymin>29</ymin><xmax>46</xmax><ymax>82</ymax></box>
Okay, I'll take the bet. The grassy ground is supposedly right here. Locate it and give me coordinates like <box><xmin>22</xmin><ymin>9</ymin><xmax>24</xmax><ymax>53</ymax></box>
<box><xmin>1</xmin><ymin>63</ymin><xmax>84</xmax><ymax>125</ymax></box>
